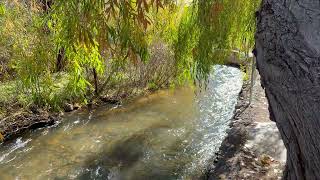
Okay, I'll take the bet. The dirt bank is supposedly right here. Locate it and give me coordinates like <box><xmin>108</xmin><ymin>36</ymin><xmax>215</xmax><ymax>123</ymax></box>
<box><xmin>205</xmin><ymin>71</ymin><xmax>286</xmax><ymax>180</ymax></box>
<box><xmin>0</xmin><ymin>89</ymin><xmax>154</xmax><ymax>143</ymax></box>
<box><xmin>0</xmin><ymin>110</ymin><xmax>60</xmax><ymax>142</ymax></box>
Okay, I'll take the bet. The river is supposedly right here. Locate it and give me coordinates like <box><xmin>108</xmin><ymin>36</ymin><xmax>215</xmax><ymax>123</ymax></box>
<box><xmin>0</xmin><ymin>65</ymin><xmax>243</xmax><ymax>180</ymax></box>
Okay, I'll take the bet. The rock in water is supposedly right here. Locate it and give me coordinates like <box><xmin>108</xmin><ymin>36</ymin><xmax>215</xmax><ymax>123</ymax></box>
<box><xmin>100</xmin><ymin>96</ymin><xmax>119</xmax><ymax>105</ymax></box>
<box><xmin>64</xmin><ymin>103</ymin><xmax>74</xmax><ymax>112</ymax></box>
<box><xmin>73</xmin><ymin>103</ymin><xmax>81</xmax><ymax>110</ymax></box>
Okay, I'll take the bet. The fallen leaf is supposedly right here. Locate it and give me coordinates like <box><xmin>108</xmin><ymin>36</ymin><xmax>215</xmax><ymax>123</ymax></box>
<box><xmin>0</xmin><ymin>132</ymin><xmax>4</xmax><ymax>142</ymax></box>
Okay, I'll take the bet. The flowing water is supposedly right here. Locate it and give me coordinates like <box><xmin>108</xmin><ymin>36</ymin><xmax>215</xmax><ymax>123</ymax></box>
<box><xmin>0</xmin><ymin>65</ymin><xmax>243</xmax><ymax>180</ymax></box>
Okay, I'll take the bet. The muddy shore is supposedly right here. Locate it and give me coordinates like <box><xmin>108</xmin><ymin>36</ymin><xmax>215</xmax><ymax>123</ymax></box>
<box><xmin>0</xmin><ymin>111</ymin><xmax>59</xmax><ymax>142</ymax></box>
<box><xmin>0</xmin><ymin>95</ymin><xmax>121</xmax><ymax>143</ymax></box>
<box><xmin>204</xmin><ymin>72</ymin><xmax>285</xmax><ymax>180</ymax></box>
<box><xmin>0</xmin><ymin>90</ymin><xmax>153</xmax><ymax>143</ymax></box>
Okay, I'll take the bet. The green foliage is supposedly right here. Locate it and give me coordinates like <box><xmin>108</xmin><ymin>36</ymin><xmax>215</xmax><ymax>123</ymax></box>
<box><xmin>174</xmin><ymin>7</ymin><xmax>199</xmax><ymax>83</ymax></box>
<box><xmin>0</xmin><ymin>3</ymin><xmax>5</xmax><ymax>15</ymax></box>
<box><xmin>0</xmin><ymin>82</ymin><xmax>19</xmax><ymax>106</ymax></box>
<box><xmin>240</xmin><ymin>64</ymin><xmax>249</xmax><ymax>81</ymax></box>
<box><xmin>64</xmin><ymin>43</ymin><xmax>104</xmax><ymax>102</ymax></box>
<box><xmin>0</xmin><ymin>2</ymin><xmax>66</xmax><ymax>109</ymax></box>
<box><xmin>0</xmin><ymin>0</ymin><xmax>261</xmax><ymax>111</ymax></box>
<box><xmin>175</xmin><ymin>0</ymin><xmax>260</xmax><ymax>81</ymax></box>
<box><xmin>150</xmin><ymin>2</ymin><xmax>182</xmax><ymax>45</ymax></box>
<box><xmin>8</xmin><ymin>5</ymin><xmax>56</xmax><ymax>106</ymax></box>
<box><xmin>50</xmin><ymin>0</ymin><xmax>175</xmax><ymax>101</ymax></box>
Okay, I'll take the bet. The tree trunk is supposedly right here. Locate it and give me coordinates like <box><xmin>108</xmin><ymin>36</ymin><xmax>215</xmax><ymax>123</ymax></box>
<box><xmin>40</xmin><ymin>0</ymin><xmax>53</xmax><ymax>12</ymax></box>
<box><xmin>38</xmin><ymin>0</ymin><xmax>66</xmax><ymax>73</ymax></box>
<box><xmin>255</xmin><ymin>0</ymin><xmax>320</xmax><ymax>179</ymax></box>
<box><xmin>56</xmin><ymin>48</ymin><xmax>65</xmax><ymax>72</ymax></box>
<box><xmin>93</xmin><ymin>68</ymin><xmax>99</xmax><ymax>96</ymax></box>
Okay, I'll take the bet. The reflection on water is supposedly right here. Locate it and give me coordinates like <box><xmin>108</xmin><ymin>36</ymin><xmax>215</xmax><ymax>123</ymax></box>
<box><xmin>0</xmin><ymin>65</ymin><xmax>242</xmax><ymax>180</ymax></box>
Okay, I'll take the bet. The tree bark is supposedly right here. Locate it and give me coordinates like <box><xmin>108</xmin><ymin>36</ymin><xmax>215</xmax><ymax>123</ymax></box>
<box><xmin>255</xmin><ymin>0</ymin><xmax>320</xmax><ymax>179</ymax></box>
<box><xmin>93</xmin><ymin>68</ymin><xmax>99</xmax><ymax>96</ymax></box>
<box><xmin>40</xmin><ymin>0</ymin><xmax>53</xmax><ymax>12</ymax></box>
<box><xmin>56</xmin><ymin>48</ymin><xmax>65</xmax><ymax>72</ymax></box>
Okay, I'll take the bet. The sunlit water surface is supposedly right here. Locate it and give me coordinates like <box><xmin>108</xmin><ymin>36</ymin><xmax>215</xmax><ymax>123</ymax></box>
<box><xmin>0</xmin><ymin>65</ymin><xmax>242</xmax><ymax>180</ymax></box>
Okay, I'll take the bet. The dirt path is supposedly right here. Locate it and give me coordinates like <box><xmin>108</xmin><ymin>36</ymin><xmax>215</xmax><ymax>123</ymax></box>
<box><xmin>244</xmin><ymin>74</ymin><xmax>286</xmax><ymax>163</ymax></box>
<box><xmin>205</xmin><ymin>70</ymin><xmax>286</xmax><ymax>180</ymax></box>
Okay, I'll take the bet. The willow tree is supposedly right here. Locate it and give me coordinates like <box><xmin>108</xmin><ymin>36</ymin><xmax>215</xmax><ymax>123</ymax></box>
<box><xmin>0</xmin><ymin>0</ymin><xmax>259</xmax><ymax>106</ymax></box>
<box><xmin>174</xmin><ymin>0</ymin><xmax>259</xmax><ymax>81</ymax></box>
<box><xmin>256</xmin><ymin>0</ymin><xmax>320</xmax><ymax>179</ymax></box>
<box><xmin>48</xmin><ymin>0</ymin><xmax>259</xmax><ymax>101</ymax></box>
<box><xmin>50</xmin><ymin>0</ymin><xmax>161</xmax><ymax>99</ymax></box>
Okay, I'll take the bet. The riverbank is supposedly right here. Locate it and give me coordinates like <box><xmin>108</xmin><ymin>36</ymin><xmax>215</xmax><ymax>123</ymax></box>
<box><xmin>0</xmin><ymin>87</ymin><xmax>156</xmax><ymax>143</ymax></box>
<box><xmin>0</xmin><ymin>110</ymin><xmax>59</xmax><ymax>142</ymax></box>
<box><xmin>205</xmin><ymin>71</ymin><xmax>286</xmax><ymax>179</ymax></box>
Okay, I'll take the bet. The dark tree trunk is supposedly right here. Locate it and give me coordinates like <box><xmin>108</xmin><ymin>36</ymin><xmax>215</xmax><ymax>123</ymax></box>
<box><xmin>255</xmin><ymin>0</ymin><xmax>320</xmax><ymax>179</ymax></box>
<box><xmin>38</xmin><ymin>0</ymin><xmax>67</xmax><ymax>73</ymax></box>
<box><xmin>93</xmin><ymin>68</ymin><xmax>99</xmax><ymax>96</ymax></box>
<box><xmin>39</xmin><ymin>0</ymin><xmax>66</xmax><ymax>73</ymax></box>
<box><xmin>40</xmin><ymin>0</ymin><xmax>53</xmax><ymax>12</ymax></box>
<box><xmin>56</xmin><ymin>48</ymin><xmax>65</xmax><ymax>72</ymax></box>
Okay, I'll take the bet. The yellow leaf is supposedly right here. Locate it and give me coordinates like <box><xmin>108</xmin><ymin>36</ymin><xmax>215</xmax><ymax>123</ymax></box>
<box><xmin>0</xmin><ymin>133</ymin><xmax>4</xmax><ymax>142</ymax></box>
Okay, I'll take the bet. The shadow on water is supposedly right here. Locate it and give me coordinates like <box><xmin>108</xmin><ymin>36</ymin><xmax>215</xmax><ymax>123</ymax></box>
<box><xmin>73</xmin><ymin>127</ymin><xmax>192</xmax><ymax>180</ymax></box>
<box><xmin>75</xmin><ymin>132</ymin><xmax>148</xmax><ymax>180</ymax></box>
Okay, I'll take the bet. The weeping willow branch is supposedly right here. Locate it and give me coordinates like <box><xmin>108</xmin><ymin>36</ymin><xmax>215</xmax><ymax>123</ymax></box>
<box><xmin>0</xmin><ymin>0</ymin><xmax>260</xmax><ymax>109</ymax></box>
<box><xmin>175</xmin><ymin>0</ymin><xmax>260</xmax><ymax>81</ymax></box>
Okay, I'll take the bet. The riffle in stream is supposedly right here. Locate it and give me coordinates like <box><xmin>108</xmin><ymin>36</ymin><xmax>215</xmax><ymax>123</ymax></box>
<box><xmin>0</xmin><ymin>65</ymin><xmax>243</xmax><ymax>180</ymax></box>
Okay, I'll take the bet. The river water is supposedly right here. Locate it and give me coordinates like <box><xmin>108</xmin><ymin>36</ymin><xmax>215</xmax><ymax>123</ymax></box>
<box><xmin>0</xmin><ymin>65</ymin><xmax>242</xmax><ymax>180</ymax></box>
